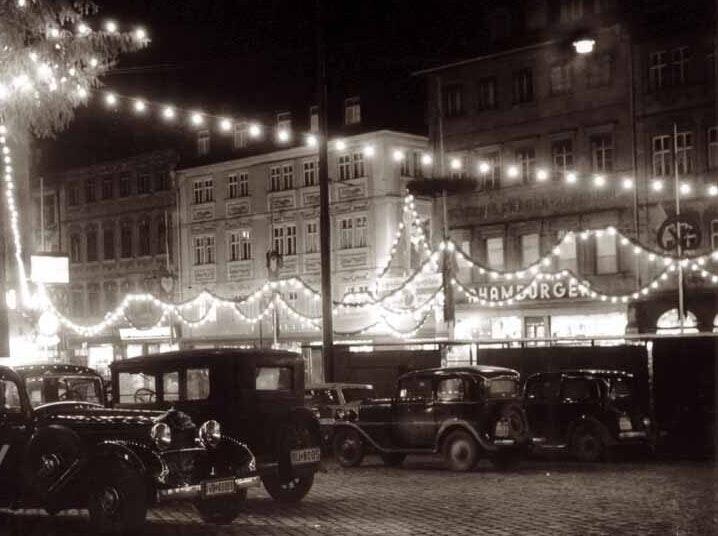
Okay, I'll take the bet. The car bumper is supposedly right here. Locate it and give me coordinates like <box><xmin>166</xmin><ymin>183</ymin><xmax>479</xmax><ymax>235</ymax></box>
<box><xmin>156</xmin><ymin>475</ymin><xmax>260</xmax><ymax>503</ymax></box>
<box><xmin>618</xmin><ymin>430</ymin><xmax>648</xmax><ymax>441</ymax></box>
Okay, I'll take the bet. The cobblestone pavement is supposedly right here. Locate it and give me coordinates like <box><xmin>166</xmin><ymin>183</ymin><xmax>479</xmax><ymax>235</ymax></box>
<box><xmin>1</xmin><ymin>457</ymin><xmax>715</xmax><ymax>536</ymax></box>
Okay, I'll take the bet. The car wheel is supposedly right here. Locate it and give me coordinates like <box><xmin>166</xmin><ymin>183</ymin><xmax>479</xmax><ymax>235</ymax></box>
<box><xmin>263</xmin><ymin>472</ymin><xmax>315</xmax><ymax>503</ymax></box>
<box><xmin>571</xmin><ymin>427</ymin><xmax>604</xmax><ymax>463</ymax></box>
<box><xmin>443</xmin><ymin>430</ymin><xmax>479</xmax><ymax>472</ymax></box>
<box><xmin>87</xmin><ymin>462</ymin><xmax>147</xmax><ymax>535</ymax></box>
<box><xmin>333</xmin><ymin>429</ymin><xmax>365</xmax><ymax>467</ymax></box>
<box><xmin>195</xmin><ymin>489</ymin><xmax>247</xmax><ymax>524</ymax></box>
<box><xmin>490</xmin><ymin>450</ymin><xmax>522</xmax><ymax>470</ymax></box>
<box><xmin>380</xmin><ymin>452</ymin><xmax>406</xmax><ymax>467</ymax></box>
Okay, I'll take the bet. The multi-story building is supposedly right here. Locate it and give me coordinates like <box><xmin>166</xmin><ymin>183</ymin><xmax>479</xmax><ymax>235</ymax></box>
<box><xmin>45</xmin><ymin>149</ymin><xmax>179</xmax><ymax>372</ymax></box>
<box><xmin>415</xmin><ymin>0</ymin><xmax>717</xmax><ymax>340</ymax></box>
<box><xmin>176</xmin><ymin>128</ymin><xmax>430</xmax><ymax>349</ymax></box>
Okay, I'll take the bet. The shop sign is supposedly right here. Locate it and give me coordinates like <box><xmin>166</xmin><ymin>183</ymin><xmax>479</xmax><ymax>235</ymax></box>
<box><xmin>119</xmin><ymin>326</ymin><xmax>172</xmax><ymax>341</ymax></box>
<box><xmin>474</xmin><ymin>280</ymin><xmax>592</xmax><ymax>302</ymax></box>
<box><xmin>657</xmin><ymin>215</ymin><xmax>702</xmax><ymax>252</ymax></box>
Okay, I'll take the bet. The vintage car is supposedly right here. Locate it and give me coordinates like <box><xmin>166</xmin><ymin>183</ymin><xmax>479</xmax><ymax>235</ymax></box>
<box><xmin>332</xmin><ymin>366</ymin><xmax>529</xmax><ymax>471</ymax></box>
<box><xmin>0</xmin><ymin>364</ymin><xmax>258</xmax><ymax>534</ymax></box>
<box><xmin>305</xmin><ymin>383</ymin><xmax>374</xmax><ymax>447</ymax></box>
<box><xmin>14</xmin><ymin>364</ymin><xmax>105</xmax><ymax>407</ymax></box>
<box><xmin>110</xmin><ymin>349</ymin><xmax>321</xmax><ymax>503</ymax></box>
<box><xmin>523</xmin><ymin>369</ymin><xmax>653</xmax><ymax>461</ymax></box>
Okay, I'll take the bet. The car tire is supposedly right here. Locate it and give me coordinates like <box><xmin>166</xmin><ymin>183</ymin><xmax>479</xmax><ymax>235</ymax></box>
<box><xmin>333</xmin><ymin>429</ymin><xmax>365</xmax><ymax>467</ymax></box>
<box><xmin>87</xmin><ymin>461</ymin><xmax>147</xmax><ymax>535</ymax></box>
<box><xmin>379</xmin><ymin>452</ymin><xmax>406</xmax><ymax>467</ymax></box>
<box><xmin>263</xmin><ymin>472</ymin><xmax>315</xmax><ymax>503</ymax></box>
<box><xmin>571</xmin><ymin>427</ymin><xmax>604</xmax><ymax>463</ymax></box>
<box><xmin>263</xmin><ymin>422</ymin><xmax>318</xmax><ymax>503</ymax></box>
<box><xmin>443</xmin><ymin>430</ymin><xmax>479</xmax><ymax>472</ymax></box>
<box><xmin>195</xmin><ymin>489</ymin><xmax>247</xmax><ymax>524</ymax></box>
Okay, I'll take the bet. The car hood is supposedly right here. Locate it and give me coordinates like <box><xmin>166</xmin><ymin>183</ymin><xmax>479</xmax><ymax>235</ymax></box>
<box><xmin>35</xmin><ymin>403</ymin><xmax>164</xmax><ymax>428</ymax></box>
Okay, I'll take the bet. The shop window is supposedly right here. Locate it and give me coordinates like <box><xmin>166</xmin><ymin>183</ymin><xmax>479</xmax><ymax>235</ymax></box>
<box><xmin>524</xmin><ymin>316</ymin><xmax>549</xmax><ymax>341</ymax></box>
<box><xmin>398</xmin><ymin>377</ymin><xmax>432</xmax><ymax>400</ymax></box>
<box><xmin>595</xmin><ymin>232</ymin><xmax>617</xmax><ymax>274</ymax></box>
<box><xmin>656</xmin><ymin>309</ymin><xmax>698</xmax><ymax>334</ymax></box>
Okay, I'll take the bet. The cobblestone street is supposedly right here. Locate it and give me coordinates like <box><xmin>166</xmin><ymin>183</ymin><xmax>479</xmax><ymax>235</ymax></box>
<box><xmin>1</xmin><ymin>457</ymin><xmax>715</xmax><ymax>536</ymax></box>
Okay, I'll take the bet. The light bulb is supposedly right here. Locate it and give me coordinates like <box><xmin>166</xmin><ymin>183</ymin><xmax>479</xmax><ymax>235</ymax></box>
<box><xmin>190</xmin><ymin>112</ymin><xmax>204</xmax><ymax>126</ymax></box>
<box><xmin>105</xmin><ymin>93</ymin><xmax>117</xmax><ymax>106</ymax></box>
<box><xmin>449</xmin><ymin>158</ymin><xmax>462</xmax><ymax>170</ymax></box>
<box><xmin>393</xmin><ymin>150</ymin><xmax>405</xmax><ymax>162</ymax></box>
<box><xmin>248</xmin><ymin>123</ymin><xmax>262</xmax><ymax>137</ymax></box>
<box><xmin>708</xmin><ymin>184</ymin><xmax>718</xmax><ymax>196</ymax></box>
<box><xmin>306</xmin><ymin>134</ymin><xmax>318</xmax><ymax>147</ymax></box>
<box><xmin>652</xmin><ymin>179</ymin><xmax>664</xmax><ymax>192</ymax></box>
<box><xmin>134</xmin><ymin>27</ymin><xmax>147</xmax><ymax>41</ymax></box>
<box><xmin>105</xmin><ymin>20</ymin><xmax>118</xmax><ymax>33</ymax></box>
<box><xmin>363</xmin><ymin>145</ymin><xmax>375</xmax><ymax>157</ymax></box>
<box><xmin>565</xmin><ymin>171</ymin><xmax>577</xmax><ymax>184</ymax></box>
<box><xmin>593</xmin><ymin>175</ymin><xmax>606</xmax><ymax>187</ymax></box>
<box><xmin>622</xmin><ymin>177</ymin><xmax>634</xmax><ymax>190</ymax></box>
<box><xmin>536</xmin><ymin>169</ymin><xmax>549</xmax><ymax>182</ymax></box>
<box><xmin>680</xmin><ymin>182</ymin><xmax>691</xmax><ymax>195</ymax></box>
<box><xmin>277</xmin><ymin>128</ymin><xmax>290</xmax><ymax>142</ymax></box>
<box><xmin>219</xmin><ymin>118</ymin><xmax>232</xmax><ymax>132</ymax></box>
<box><xmin>162</xmin><ymin>106</ymin><xmax>176</xmax><ymax>120</ymax></box>
<box><xmin>133</xmin><ymin>99</ymin><xmax>146</xmax><ymax>113</ymax></box>
<box><xmin>507</xmin><ymin>165</ymin><xmax>519</xmax><ymax>178</ymax></box>
<box><xmin>478</xmin><ymin>161</ymin><xmax>490</xmax><ymax>174</ymax></box>
<box><xmin>335</xmin><ymin>139</ymin><xmax>346</xmax><ymax>151</ymax></box>
<box><xmin>420</xmin><ymin>153</ymin><xmax>433</xmax><ymax>166</ymax></box>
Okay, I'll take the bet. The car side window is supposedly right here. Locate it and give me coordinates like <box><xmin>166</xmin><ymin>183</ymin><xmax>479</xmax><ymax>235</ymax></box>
<box><xmin>118</xmin><ymin>372</ymin><xmax>156</xmax><ymax>404</ymax></box>
<box><xmin>186</xmin><ymin>368</ymin><xmax>210</xmax><ymax>400</ymax></box>
<box><xmin>162</xmin><ymin>372</ymin><xmax>180</xmax><ymax>402</ymax></box>
<box><xmin>255</xmin><ymin>367</ymin><xmax>293</xmax><ymax>391</ymax></box>
<box><xmin>398</xmin><ymin>377</ymin><xmax>432</xmax><ymax>401</ymax></box>
<box><xmin>436</xmin><ymin>378</ymin><xmax>465</xmax><ymax>402</ymax></box>
<box><xmin>525</xmin><ymin>377</ymin><xmax>561</xmax><ymax>401</ymax></box>
<box><xmin>562</xmin><ymin>379</ymin><xmax>598</xmax><ymax>402</ymax></box>
<box><xmin>0</xmin><ymin>379</ymin><xmax>22</xmax><ymax>413</ymax></box>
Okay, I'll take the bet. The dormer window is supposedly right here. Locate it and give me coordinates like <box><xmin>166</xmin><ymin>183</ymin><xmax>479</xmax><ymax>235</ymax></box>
<box><xmin>197</xmin><ymin>129</ymin><xmax>210</xmax><ymax>156</ymax></box>
<box><xmin>233</xmin><ymin>122</ymin><xmax>249</xmax><ymax>150</ymax></box>
<box><xmin>310</xmin><ymin>105</ymin><xmax>319</xmax><ymax>132</ymax></box>
<box><xmin>276</xmin><ymin>112</ymin><xmax>292</xmax><ymax>131</ymax></box>
<box><xmin>344</xmin><ymin>97</ymin><xmax>361</xmax><ymax>125</ymax></box>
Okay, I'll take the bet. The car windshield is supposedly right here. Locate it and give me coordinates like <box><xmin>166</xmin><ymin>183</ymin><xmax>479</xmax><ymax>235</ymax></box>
<box><xmin>609</xmin><ymin>377</ymin><xmax>634</xmax><ymax>400</ymax></box>
<box><xmin>342</xmin><ymin>387</ymin><xmax>373</xmax><ymax>403</ymax></box>
<box><xmin>307</xmin><ymin>389</ymin><xmax>339</xmax><ymax>405</ymax></box>
<box><xmin>486</xmin><ymin>377</ymin><xmax>519</xmax><ymax>398</ymax></box>
<box><xmin>24</xmin><ymin>375</ymin><xmax>103</xmax><ymax>407</ymax></box>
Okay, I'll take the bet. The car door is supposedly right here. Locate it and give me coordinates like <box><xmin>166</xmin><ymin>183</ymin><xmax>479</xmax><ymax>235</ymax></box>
<box><xmin>524</xmin><ymin>374</ymin><xmax>562</xmax><ymax>443</ymax></box>
<box><xmin>559</xmin><ymin>378</ymin><xmax>601</xmax><ymax>440</ymax></box>
<box><xmin>394</xmin><ymin>375</ymin><xmax>435</xmax><ymax>448</ymax></box>
<box><xmin>0</xmin><ymin>373</ymin><xmax>31</xmax><ymax>502</ymax></box>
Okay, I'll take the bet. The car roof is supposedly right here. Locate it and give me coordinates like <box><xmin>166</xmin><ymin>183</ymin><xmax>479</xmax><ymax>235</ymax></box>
<box><xmin>14</xmin><ymin>364</ymin><xmax>101</xmax><ymax>378</ymax></box>
<box><xmin>110</xmin><ymin>348</ymin><xmax>301</xmax><ymax>371</ymax></box>
<box><xmin>306</xmin><ymin>383</ymin><xmax>374</xmax><ymax>390</ymax></box>
<box><xmin>400</xmin><ymin>366</ymin><xmax>519</xmax><ymax>380</ymax></box>
<box><xmin>528</xmin><ymin>369</ymin><xmax>635</xmax><ymax>380</ymax></box>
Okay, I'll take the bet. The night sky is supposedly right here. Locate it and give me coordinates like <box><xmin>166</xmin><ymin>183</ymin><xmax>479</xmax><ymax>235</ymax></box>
<box><xmin>39</xmin><ymin>0</ymin><xmax>494</xmax><ymax>171</ymax></box>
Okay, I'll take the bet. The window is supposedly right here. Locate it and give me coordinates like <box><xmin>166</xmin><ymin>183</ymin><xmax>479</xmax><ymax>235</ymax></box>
<box><xmin>711</xmin><ymin>220</ymin><xmax>718</xmax><ymax>249</ymax></box>
<box><xmin>591</xmin><ymin>134</ymin><xmax>614</xmax><ymax>172</ymax></box>
<box><xmin>443</xmin><ymin>83</ymin><xmax>464</xmax><ymax>117</ymax></box>
<box><xmin>671</xmin><ymin>46</ymin><xmax>689</xmax><ymax>85</ymax></box>
<box><xmin>587</xmin><ymin>54</ymin><xmax>612</xmax><ymax>87</ymax></box>
<box><xmin>272</xmin><ymin>226</ymin><xmax>284</xmax><ymax>254</ymax></box>
<box><xmin>255</xmin><ymin>367</ymin><xmax>293</xmax><ymax>391</ymax></box>
<box><xmin>193</xmin><ymin>177</ymin><xmax>214</xmax><ymax>203</ymax></box>
<box><xmin>103</xmin><ymin>227</ymin><xmax>115</xmax><ymax>260</ymax></box>
<box><xmin>137</xmin><ymin>173</ymin><xmax>151</xmax><ymax>194</ymax></box>
<box><xmin>102</xmin><ymin>177</ymin><xmax>113</xmax><ymax>200</ymax></box>
<box><xmin>0</xmin><ymin>379</ymin><xmax>22</xmax><ymax>412</ymax></box>
<box><xmin>193</xmin><ymin>235</ymin><xmax>215</xmax><ymax>265</ymax></box>
<box><xmin>71</xmin><ymin>287</ymin><xmax>84</xmax><ymax>317</ymax></box>
<box><xmin>155</xmin><ymin>171</ymin><xmax>170</xmax><ymax>191</ymax></box>
<box><xmin>650</xmin><ymin>47</ymin><xmax>689</xmax><ymax>90</ymax></box>
<box><xmin>338</xmin><ymin>154</ymin><xmax>352</xmax><ymax>181</ymax></box>
<box><xmin>652</xmin><ymin>135</ymin><xmax>672</xmax><ymax>176</ymax></box>
<box><xmin>228</xmin><ymin>229</ymin><xmax>252</xmax><ymax>261</ymax></box>
<box><xmin>596</xmin><ymin>232</ymin><xmax>617</xmax><ymax>274</ymax></box>
<box><xmin>355</xmin><ymin>215</ymin><xmax>368</xmax><ymax>247</ymax></box>
<box><xmin>85</xmin><ymin>179</ymin><xmax>96</xmax><ymax>203</ymax></box>
<box><xmin>233</xmin><ymin>123</ymin><xmax>248</xmax><ymax>150</ymax></box>
<box><xmin>138</xmin><ymin>219</ymin><xmax>151</xmax><ymax>256</ymax></box>
<box><xmin>342</xmin><ymin>387</ymin><xmax>374</xmax><ymax>403</ymax></box>
<box><xmin>521</xmin><ymin>233</ymin><xmax>540</xmax><ymax>266</ymax></box>
<box><xmin>310</xmin><ymin>105</ymin><xmax>319</xmax><ymax>132</ymax></box>
<box><xmin>516</xmin><ymin>147</ymin><xmax>535</xmax><ymax>184</ymax></box>
<box><xmin>437</xmin><ymin>378</ymin><xmax>465</xmax><ymax>402</ymax></box>
<box><xmin>303</xmin><ymin>160</ymin><xmax>317</xmax><ymax>186</ymax></box>
<box><xmin>119</xmin><ymin>174</ymin><xmax>131</xmax><ymax>197</ymax></box>
<box><xmin>187</xmin><ymin>368</ymin><xmax>210</xmax><ymax>400</ymax></box>
<box><xmin>197</xmin><ymin>129</ymin><xmax>210</xmax><ymax>156</ymax></box>
<box><xmin>552</xmin><ymin>139</ymin><xmax>573</xmax><ymax>180</ymax></box>
<box><xmin>675</xmin><ymin>131</ymin><xmax>694</xmax><ymax>174</ymax></box>
<box><xmin>162</xmin><ymin>372</ymin><xmax>180</xmax><ymax>402</ymax></box>
<box><xmin>560</xmin><ymin>0</ymin><xmax>584</xmax><ymax>22</ymax></box>
<box><xmin>228</xmin><ymin>173</ymin><xmax>238</xmax><ymax>199</ymax></box>
<box><xmin>513</xmin><ymin>69</ymin><xmax>533</xmax><ymax>104</ymax></box>
<box><xmin>353</xmin><ymin>152</ymin><xmax>365</xmax><ymax>178</ymax></box>
<box><xmin>68</xmin><ymin>183</ymin><xmax>80</xmax><ymax>207</ymax></box>
<box><xmin>269</xmin><ymin>166</ymin><xmax>282</xmax><ymax>191</ymax></box>
<box><xmin>118</xmin><ymin>372</ymin><xmax>155</xmax><ymax>404</ymax></box>
<box><xmin>272</xmin><ymin>224</ymin><xmax>296</xmax><ymax>255</ymax></box>
<box><xmin>70</xmin><ymin>233</ymin><xmax>82</xmax><ymax>263</ymax></box>
<box><xmin>269</xmin><ymin>164</ymin><xmax>293</xmax><ymax>191</ymax></box>
<box><xmin>480</xmin><ymin>152</ymin><xmax>501</xmax><ymax>189</ymax></box>
<box><xmin>305</xmin><ymin>221</ymin><xmax>319</xmax><ymax>253</ymax></box>
<box><xmin>338</xmin><ymin>150</ymin><xmax>366</xmax><ymax>179</ymax></box>
<box><xmin>87</xmin><ymin>284</ymin><xmax>100</xmax><ymax>316</ymax></box>
<box><xmin>398</xmin><ymin>376</ymin><xmax>432</xmax><ymax>400</ymax></box>
<box><xmin>157</xmin><ymin>217</ymin><xmax>167</xmax><ymax>255</ymax></box>
<box><xmin>477</xmin><ymin>77</ymin><xmax>497</xmax><ymax>110</ymax></box>
<box><xmin>338</xmin><ymin>215</ymin><xmax>367</xmax><ymax>249</ymax></box>
<box><xmin>276</xmin><ymin>112</ymin><xmax>291</xmax><ymax>131</ymax></box>
<box><xmin>525</xmin><ymin>376</ymin><xmax>561</xmax><ymax>401</ymax></box>
<box><xmin>86</xmin><ymin>228</ymin><xmax>98</xmax><ymax>262</ymax></box>
<box><xmin>344</xmin><ymin>96</ymin><xmax>361</xmax><ymax>125</ymax></box>
<box><xmin>708</xmin><ymin>127</ymin><xmax>718</xmax><ymax>169</ymax></box>
<box><xmin>486</xmin><ymin>237</ymin><xmax>505</xmax><ymax>270</ymax></box>
<box><xmin>550</xmin><ymin>63</ymin><xmax>572</xmax><ymax>94</ymax></box>
<box><xmin>104</xmin><ymin>282</ymin><xmax>117</xmax><ymax>309</ymax></box>
<box><xmin>228</xmin><ymin>172</ymin><xmax>249</xmax><ymax>199</ymax></box>
<box><xmin>120</xmin><ymin>223</ymin><xmax>133</xmax><ymax>258</ymax></box>
<box><xmin>557</xmin><ymin>230</ymin><xmax>577</xmax><ymax>272</ymax></box>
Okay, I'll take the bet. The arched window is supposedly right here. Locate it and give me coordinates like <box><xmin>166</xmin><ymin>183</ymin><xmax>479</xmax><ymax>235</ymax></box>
<box><xmin>656</xmin><ymin>308</ymin><xmax>698</xmax><ymax>334</ymax></box>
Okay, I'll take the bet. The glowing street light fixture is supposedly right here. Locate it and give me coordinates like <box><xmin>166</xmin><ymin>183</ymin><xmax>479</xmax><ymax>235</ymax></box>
<box><xmin>573</xmin><ymin>38</ymin><xmax>596</xmax><ymax>55</ymax></box>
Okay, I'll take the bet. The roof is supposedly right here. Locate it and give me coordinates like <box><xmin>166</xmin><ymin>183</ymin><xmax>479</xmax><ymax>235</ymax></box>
<box><xmin>306</xmin><ymin>383</ymin><xmax>374</xmax><ymax>390</ymax></box>
<box><xmin>14</xmin><ymin>364</ymin><xmax>101</xmax><ymax>377</ymax></box>
<box><xmin>110</xmin><ymin>348</ymin><xmax>301</xmax><ymax>370</ymax></box>
<box><xmin>400</xmin><ymin>366</ymin><xmax>519</xmax><ymax>380</ymax></box>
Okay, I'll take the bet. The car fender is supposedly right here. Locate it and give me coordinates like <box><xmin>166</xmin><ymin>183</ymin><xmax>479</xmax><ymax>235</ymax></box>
<box><xmin>568</xmin><ymin>416</ymin><xmax>615</xmax><ymax>447</ymax></box>
<box><xmin>332</xmin><ymin>421</ymin><xmax>396</xmax><ymax>453</ymax></box>
<box><xmin>436</xmin><ymin>419</ymin><xmax>498</xmax><ymax>453</ymax></box>
<box><xmin>91</xmin><ymin>440</ymin><xmax>166</xmax><ymax>483</ymax></box>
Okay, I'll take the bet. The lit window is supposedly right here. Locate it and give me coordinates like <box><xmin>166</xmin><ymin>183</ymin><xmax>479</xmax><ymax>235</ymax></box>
<box><xmin>557</xmin><ymin>231</ymin><xmax>577</xmax><ymax>272</ymax></box>
<box><xmin>228</xmin><ymin>229</ymin><xmax>252</xmax><ymax>261</ymax></box>
<box><xmin>516</xmin><ymin>148</ymin><xmax>535</xmax><ymax>184</ymax></box>
<box><xmin>596</xmin><ymin>232</ymin><xmax>617</xmax><ymax>274</ymax></box>
<box><xmin>310</xmin><ymin>105</ymin><xmax>319</xmax><ymax>132</ymax></box>
<box><xmin>552</xmin><ymin>139</ymin><xmax>573</xmax><ymax>180</ymax></box>
<box><xmin>276</xmin><ymin>112</ymin><xmax>291</xmax><ymax>131</ymax></box>
<box><xmin>339</xmin><ymin>217</ymin><xmax>354</xmax><ymax>250</ymax></box>
<box><xmin>486</xmin><ymin>237</ymin><xmax>504</xmax><ymax>270</ymax></box>
<box><xmin>652</xmin><ymin>135</ymin><xmax>672</xmax><ymax>176</ymax></box>
<box><xmin>344</xmin><ymin>97</ymin><xmax>361</xmax><ymax>125</ymax></box>
<box><xmin>675</xmin><ymin>131</ymin><xmax>694</xmax><ymax>174</ymax></box>
<box><xmin>233</xmin><ymin>123</ymin><xmax>248</xmax><ymax>150</ymax></box>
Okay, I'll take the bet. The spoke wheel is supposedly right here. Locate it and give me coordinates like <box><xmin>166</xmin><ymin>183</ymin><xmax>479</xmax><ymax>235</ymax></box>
<box><xmin>88</xmin><ymin>462</ymin><xmax>147</xmax><ymax>535</ymax></box>
<box><xmin>443</xmin><ymin>430</ymin><xmax>479</xmax><ymax>472</ymax></box>
<box><xmin>333</xmin><ymin>429</ymin><xmax>365</xmax><ymax>468</ymax></box>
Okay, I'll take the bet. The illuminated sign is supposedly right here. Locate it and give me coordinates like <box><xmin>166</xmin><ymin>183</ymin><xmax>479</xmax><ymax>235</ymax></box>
<box><xmin>473</xmin><ymin>280</ymin><xmax>592</xmax><ymax>302</ymax></box>
<box><xmin>30</xmin><ymin>255</ymin><xmax>69</xmax><ymax>284</ymax></box>
<box><xmin>119</xmin><ymin>326</ymin><xmax>172</xmax><ymax>341</ymax></box>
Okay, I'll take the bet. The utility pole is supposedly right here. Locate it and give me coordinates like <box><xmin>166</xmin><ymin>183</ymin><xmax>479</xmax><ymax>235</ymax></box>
<box><xmin>316</xmin><ymin>0</ymin><xmax>334</xmax><ymax>381</ymax></box>
<box><xmin>672</xmin><ymin>122</ymin><xmax>685</xmax><ymax>333</ymax></box>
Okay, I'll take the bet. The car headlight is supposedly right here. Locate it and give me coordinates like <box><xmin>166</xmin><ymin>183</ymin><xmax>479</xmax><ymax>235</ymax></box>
<box><xmin>642</xmin><ymin>416</ymin><xmax>651</xmax><ymax>428</ymax></box>
<box><xmin>150</xmin><ymin>422</ymin><xmax>172</xmax><ymax>449</ymax></box>
<box><xmin>199</xmin><ymin>419</ymin><xmax>222</xmax><ymax>448</ymax></box>
<box><xmin>248</xmin><ymin>455</ymin><xmax>256</xmax><ymax>473</ymax></box>
<box><xmin>618</xmin><ymin>415</ymin><xmax>632</xmax><ymax>432</ymax></box>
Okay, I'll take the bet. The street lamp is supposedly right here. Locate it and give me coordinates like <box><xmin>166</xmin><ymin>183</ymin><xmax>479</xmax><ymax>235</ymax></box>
<box><xmin>573</xmin><ymin>38</ymin><xmax>596</xmax><ymax>55</ymax></box>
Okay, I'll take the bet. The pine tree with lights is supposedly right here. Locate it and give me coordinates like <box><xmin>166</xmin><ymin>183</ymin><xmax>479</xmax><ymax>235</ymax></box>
<box><xmin>0</xmin><ymin>0</ymin><xmax>148</xmax><ymax>355</ymax></box>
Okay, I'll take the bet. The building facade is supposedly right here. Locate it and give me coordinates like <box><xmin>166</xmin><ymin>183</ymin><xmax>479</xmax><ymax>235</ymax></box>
<box><xmin>176</xmin><ymin>130</ymin><xmax>431</xmax><ymax>349</ymax></box>
<box><xmin>416</xmin><ymin>0</ymin><xmax>718</xmax><ymax>340</ymax></box>
<box><xmin>45</xmin><ymin>150</ymin><xmax>179</xmax><ymax>372</ymax></box>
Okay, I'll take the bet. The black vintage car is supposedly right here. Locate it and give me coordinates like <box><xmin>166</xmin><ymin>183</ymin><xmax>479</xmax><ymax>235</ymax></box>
<box><xmin>14</xmin><ymin>364</ymin><xmax>105</xmax><ymax>407</ymax></box>
<box><xmin>0</xmin><ymin>364</ymin><xmax>258</xmax><ymax>534</ymax></box>
<box><xmin>305</xmin><ymin>382</ymin><xmax>374</xmax><ymax>449</ymax></box>
<box><xmin>332</xmin><ymin>366</ymin><xmax>529</xmax><ymax>471</ymax></box>
<box><xmin>110</xmin><ymin>349</ymin><xmax>321</xmax><ymax>503</ymax></box>
<box><xmin>524</xmin><ymin>369</ymin><xmax>653</xmax><ymax>461</ymax></box>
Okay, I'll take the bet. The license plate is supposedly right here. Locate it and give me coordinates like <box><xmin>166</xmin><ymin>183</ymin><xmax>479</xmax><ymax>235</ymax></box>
<box><xmin>203</xmin><ymin>478</ymin><xmax>236</xmax><ymax>497</ymax></box>
<box><xmin>495</xmin><ymin>420</ymin><xmax>510</xmax><ymax>438</ymax></box>
<box><xmin>290</xmin><ymin>447</ymin><xmax>321</xmax><ymax>465</ymax></box>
